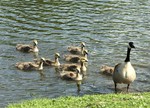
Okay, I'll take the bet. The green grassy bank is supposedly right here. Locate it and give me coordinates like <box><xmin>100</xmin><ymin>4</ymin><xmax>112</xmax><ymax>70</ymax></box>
<box><xmin>8</xmin><ymin>92</ymin><xmax>150</xmax><ymax>108</ymax></box>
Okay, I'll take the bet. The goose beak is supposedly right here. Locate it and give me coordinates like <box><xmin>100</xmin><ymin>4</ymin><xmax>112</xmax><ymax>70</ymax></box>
<box><xmin>131</xmin><ymin>44</ymin><xmax>135</xmax><ymax>48</ymax></box>
<box><xmin>80</xmin><ymin>58</ymin><xmax>88</xmax><ymax>62</ymax></box>
<box><xmin>40</xmin><ymin>57</ymin><xmax>45</xmax><ymax>62</ymax></box>
<box><xmin>84</xmin><ymin>50</ymin><xmax>88</xmax><ymax>55</ymax></box>
<box><xmin>129</xmin><ymin>42</ymin><xmax>135</xmax><ymax>48</ymax></box>
<box><xmin>33</xmin><ymin>40</ymin><xmax>38</xmax><ymax>45</ymax></box>
<box><xmin>83</xmin><ymin>58</ymin><xmax>88</xmax><ymax>62</ymax></box>
<box><xmin>132</xmin><ymin>45</ymin><xmax>135</xmax><ymax>48</ymax></box>
<box><xmin>85</xmin><ymin>59</ymin><xmax>88</xmax><ymax>62</ymax></box>
<box><xmin>55</xmin><ymin>53</ymin><xmax>60</xmax><ymax>58</ymax></box>
<box><xmin>81</xmin><ymin>42</ymin><xmax>85</xmax><ymax>47</ymax></box>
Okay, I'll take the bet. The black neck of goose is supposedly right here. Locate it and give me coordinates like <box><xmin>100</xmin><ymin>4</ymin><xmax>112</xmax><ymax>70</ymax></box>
<box><xmin>124</xmin><ymin>48</ymin><xmax>131</xmax><ymax>62</ymax></box>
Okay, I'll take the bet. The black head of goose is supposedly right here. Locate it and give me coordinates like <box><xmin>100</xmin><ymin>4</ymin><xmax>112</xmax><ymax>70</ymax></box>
<box><xmin>113</xmin><ymin>42</ymin><xmax>136</xmax><ymax>92</ymax></box>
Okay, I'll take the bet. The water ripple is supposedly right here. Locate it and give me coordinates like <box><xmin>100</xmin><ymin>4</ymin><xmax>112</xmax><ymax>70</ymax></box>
<box><xmin>0</xmin><ymin>0</ymin><xmax>150</xmax><ymax>107</ymax></box>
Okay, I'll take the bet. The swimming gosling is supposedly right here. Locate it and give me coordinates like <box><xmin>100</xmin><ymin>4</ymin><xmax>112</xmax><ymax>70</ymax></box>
<box><xmin>15</xmin><ymin>57</ymin><xmax>45</xmax><ymax>71</ymax></box>
<box><xmin>42</xmin><ymin>53</ymin><xmax>60</xmax><ymax>67</ymax></box>
<box><xmin>68</xmin><ymin>42</ymin><xmax>86</xmax><ymax>55</ymax></box>
<box><xmin>113</xmin><ymin>42</ymin><xmax>136</xmax><ymax>92</ymax></box>
<box><xmin>16</xmin><ymin>40</ymin><xmax>39</xmax><ymax>53</ymax></box>
<box><xmin>60</xmin><ymin>68</ymin><xmax>82</xmax><ymax>81</ymax></box>
<box><xmin>60</xmin><ymin>58</ymin><xmax>88</xmax><ymax>73</ymax></box>
<box><xmin>64</xmin><ymin>49</ymin><xmax>88</xmax><ymax>63</ymax></box>
<box><xmin>100</xmin><ymin>65</ymin><xmax>114</xmax><ymax>76</ymax></box>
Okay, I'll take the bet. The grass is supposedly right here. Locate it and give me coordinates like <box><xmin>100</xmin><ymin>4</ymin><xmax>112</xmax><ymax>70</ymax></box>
<box><xmin>8</xmin><ymin>92</ymin><xmax>150</xmax><ymax>108</ymax></box>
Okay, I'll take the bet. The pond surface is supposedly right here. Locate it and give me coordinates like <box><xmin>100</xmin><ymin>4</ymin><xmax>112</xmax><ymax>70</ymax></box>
<box><xmin>0</xmin><ymin>0</ymin><xmax>150</xmax><ymax>107</ymax></box>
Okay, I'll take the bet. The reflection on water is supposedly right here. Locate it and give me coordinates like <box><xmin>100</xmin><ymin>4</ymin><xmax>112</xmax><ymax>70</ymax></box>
<box><xmin>38</xmin><ymin>70</ymin><xmax>45</xmax><ymax>81</ymax></box>
<box><xmin>0</xmin><ymin>0</ymin><xmax>150</xmax><ymax>107</ymax></box>
<box><xmin>76</xmin><ymin>80</ymin><xmax>82</xmax><ymax>93</ymax></box>
<box><xmin>33</xmin><ymin>52</ymin><xmax>39</xmax><ymax>59</ymax></box>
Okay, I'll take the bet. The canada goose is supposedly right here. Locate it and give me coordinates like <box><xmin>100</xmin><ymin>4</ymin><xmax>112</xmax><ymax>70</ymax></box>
<box><xmin>60</xmin><ymin>58</ymin><xmax>88</xmax><ymax>73</ymax></box>
<box><xmin>113</xmin><ymin>42</ymin><xmax>136</xmax><ymax>92</ymax></box>
<box><xmin>16</xmin><ymin>40</ymin><xmax>39</xmax><ymax>53</ymax></box>
<box><xmin>100</xmin><ymin>65</ymin><xmax>114</xmax><ymax>76</ymax></box>
<box><xmin>64</xmin><ymin>49</ymin><xmax>88</xmax><ymax>63</ymax></box>
<box><xmin>68</xmin><ymin>42</ymin><xmax>86</xmax><ymax>55</ymax></box>
<box><xmin>15</xmin><ymin>57</ymin><xmax>45</xmax><ymax>71</ymax></box>
<box><xmin>41</xmin><ymin>53</ymin><xmax>60</xmax><ymax>67</ymax></box>
<box><xmin>60</xmin><ymin>68</ymin><xmax>83</xmax><ymax>81</ymax></box>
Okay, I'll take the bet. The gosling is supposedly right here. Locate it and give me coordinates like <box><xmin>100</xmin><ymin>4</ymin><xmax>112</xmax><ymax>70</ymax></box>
<box><xmin>60</xmin><ymin>68</ymin><xmax>82</xmax><ymax>81</ymax></box>
<box><xmin>100</xmin><ymin>65</ymin><xmax>114</xmax><ymax>76</ymax></box>
<box><xmin>34</xmin><ymin>53</ymin><xmax>60</xmax><ymax>67</ymax></box>
<box><xmin>60</xmin><ymin>58</ymin><xmax>88</xmax><ymax>74</ymax></box>
<box><xmin>15</xmin><ymin>57</ymin><xmax>45</xmax><ymax>71</ymax></box>
<box><xmin>64</xmin><ymin>49</ymin><xmax>88</xmax><ymax>63</ymax></box>
<box><xmin>16</xmin><ymin>40</ymin><xmax>39</xmax><ymax>53</ymax></box>
<box><xmin>68</xmin><ymin>42</ymin><xmax>86</xmax><ymax>55</ymax></box>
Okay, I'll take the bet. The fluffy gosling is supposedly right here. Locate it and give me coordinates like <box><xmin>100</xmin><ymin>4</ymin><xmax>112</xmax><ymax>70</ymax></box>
<box><xmin>16</xmin><ymin>40</ymin><xmax>39</xmax><ymax>53</ymax></box>
<box><xmin>100</xmin><ymin>65</ymin><xmax>114</xmax><ymax>76</ymax></box>
<box><xmin>15</xmin><ymin>57</ymin><xmax>45</xmax><ymax>71</ymax></box>
<box><xmin>64</xmin><ymin>49</ymin><xmax>88</xmax><ymax>63</ymax></box>
<box><xmin>60</xmin><ymin>68</ymin><xmax>82</xmax><ymax>81</ymax></box>
<box><xmin>67</xmin><ymin>42</ymin><xmax>86</xmax><ymax>55</ymax></box>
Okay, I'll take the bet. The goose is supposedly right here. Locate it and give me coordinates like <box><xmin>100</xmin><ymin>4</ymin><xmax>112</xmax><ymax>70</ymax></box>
<box><xmin>15</xmin><ymin>57</ymin><xmax>45</xmax><ymax>71</ymax></box>
<box><xmin>68</xmin><ymin>42</ymin><xmax>86</xmax><ymax>55</ymax></box>
<box><xmin>100</xmin><ymin>65</ymin><xmax>114</xmax><ymax>76</ymax></box>
<box><xmin>16</xmin><ymin>40</ymin><xmax>39</xmax><ymax>53</ymax></box>
<box><xmin>60</xmin><ymin>68</ymin><xmax>83</xmax><ymax>81</ymax></box>
<box><xmin>112</xmin><ymin>42</ymin><xmax>136</xmax><ymax>92</ymax></box>
<box><xmin>37</xmin><ymin>53</ymin><xmax>61</xmax><ymax>67</ymax></box>
<box><xmin>64</xmin><ymin>49</ymin><xmax>88</xmax><ymax>63</ymax></box>
<box><xmin>60</xmin><ymin>58</ymin><xmax>88</xmax><ymax>73</ymax></box>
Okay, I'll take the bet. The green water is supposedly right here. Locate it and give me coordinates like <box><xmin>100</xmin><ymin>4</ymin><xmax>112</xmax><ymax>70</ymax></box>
<box><xmin>0</xmin><ymin>0</ymin><xmax>150</xmax><ymax>107</ymax></box>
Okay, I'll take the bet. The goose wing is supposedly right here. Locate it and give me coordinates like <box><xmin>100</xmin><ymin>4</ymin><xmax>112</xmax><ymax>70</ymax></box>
<box><xmin>60</xmin><ymin>64</ymin><xmax>80</xmax><ymax>71</ymax></box>
<box><xmin>64</xmin><ymin>54</ymin><xmax>80</xmax><ymax>63</ymax></box>
<box><xmin>44</xmin><ymin>59</ymin><xmax>55</xmax><ymax>66</ymax></box>
<box><xmin>68</xmin><ymin>46</ymin><xmax>81</xmax><ymax>54</ymax></box>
